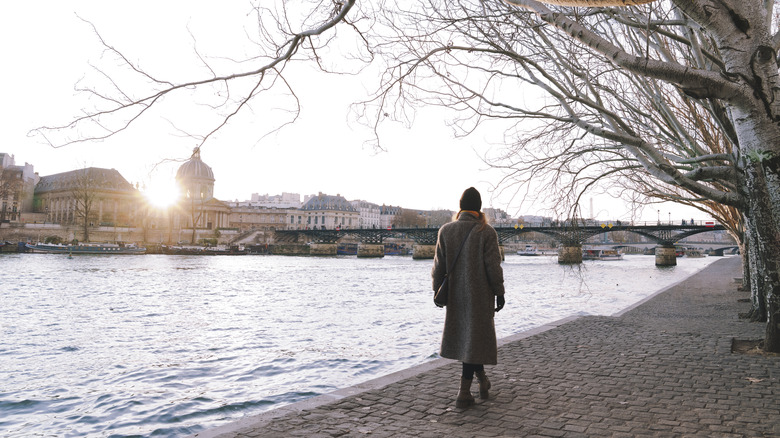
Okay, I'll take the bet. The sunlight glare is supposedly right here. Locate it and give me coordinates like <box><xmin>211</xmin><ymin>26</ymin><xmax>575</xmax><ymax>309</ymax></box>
<box><xmin>144</xmin><ymin>181</ymin><xmax>180</xmax><ymax>208</ymax></box>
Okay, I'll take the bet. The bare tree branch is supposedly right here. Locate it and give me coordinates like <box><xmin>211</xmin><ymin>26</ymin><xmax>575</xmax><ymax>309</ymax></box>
<box><xmin>30</xmin><ymin>0</ymin><xmax>362</xmax><ymax>151</ymax></box>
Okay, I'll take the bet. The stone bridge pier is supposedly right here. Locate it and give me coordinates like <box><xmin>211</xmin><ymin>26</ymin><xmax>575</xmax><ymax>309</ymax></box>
<box><xmin>655</xmin><ymin>244</ymin><xmax>677</xmax><ymax>266</ymax></box>
<box><xmin>412</xmin><ymin>244</ymin><xmax>435</xmax><ymax>260</ymax></box>
<box><xmin>558</xmin><ymin>244</ymin><xmax>583</xmax><ymax>264</ymax></box>
<box><xmin>357</xmin><ymin>244</ymin><xmax>384</xmax><ymax>258</ymax></box>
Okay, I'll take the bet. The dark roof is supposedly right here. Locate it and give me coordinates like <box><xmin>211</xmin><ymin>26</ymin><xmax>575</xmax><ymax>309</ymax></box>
<box><xmin>381</xmin><ymin>205</ymin><xmax>401</xmax><ymax>215</ymax></box>
<box><xmin>302</xmin><ymin>194</ymin><xmax>357</xmax><ymax>212</ymax></box>
<box><xmin>35</xmin><ymin>168</ymin><xmax>137</xmax><ymax>194</ymax></box>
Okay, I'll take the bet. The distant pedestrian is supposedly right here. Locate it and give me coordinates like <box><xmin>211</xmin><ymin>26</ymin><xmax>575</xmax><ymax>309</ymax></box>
<box><xmin>432</xmin><ymin>187</ymin><xmax>505</xmax><ymax>408</ymax></box>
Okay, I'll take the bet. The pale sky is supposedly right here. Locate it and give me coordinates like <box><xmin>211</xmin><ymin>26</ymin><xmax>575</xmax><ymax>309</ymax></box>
<box><xmin>1</xmin><ymin>1</ymin><xmax>712</xmax><ymax>222</ymax></box>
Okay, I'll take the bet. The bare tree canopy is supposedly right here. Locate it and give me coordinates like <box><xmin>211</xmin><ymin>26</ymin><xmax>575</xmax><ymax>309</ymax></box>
<box><xmin>528</xmin><ymin>0</ymin><xmax>656</xmax><ymax>5</ymax></box>
<box><xmin>360</xmin><ymin>0</ymin><xmax>779</xmax><ymax>350</ymax></box>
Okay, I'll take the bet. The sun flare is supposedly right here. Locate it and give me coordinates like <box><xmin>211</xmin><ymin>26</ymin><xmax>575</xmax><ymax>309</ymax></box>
<box><xmin>144</xmin><ymin>181</ymin><xmax>180</xmax><ymax>208</ymax></box>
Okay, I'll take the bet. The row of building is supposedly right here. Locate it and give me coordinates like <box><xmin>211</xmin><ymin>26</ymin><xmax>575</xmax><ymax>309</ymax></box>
<box><xmin>0</xmin><ymin>149</ymin><xmax>515</xmax><ymax>244</ymax></box>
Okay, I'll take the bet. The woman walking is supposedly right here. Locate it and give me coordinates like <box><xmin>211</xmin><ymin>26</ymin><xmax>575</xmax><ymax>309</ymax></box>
<box><xmin>432</xmin><ymin>187</ymin><xmax>505</xmax><ymax>407</ymax></box>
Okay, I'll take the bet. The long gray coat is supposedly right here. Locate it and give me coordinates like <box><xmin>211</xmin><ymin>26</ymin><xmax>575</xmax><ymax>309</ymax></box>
<box><xmin>432</xmin><ymin>213</ymin><xmax>505</xmax><ymax>365</ymax></box>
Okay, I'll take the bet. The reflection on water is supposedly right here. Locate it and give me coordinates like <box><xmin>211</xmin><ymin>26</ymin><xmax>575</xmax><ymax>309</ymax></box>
<box><xmin>0</xmin><ymin>253</ymin><xmax>720</xmax><ymax>437</ymax></box>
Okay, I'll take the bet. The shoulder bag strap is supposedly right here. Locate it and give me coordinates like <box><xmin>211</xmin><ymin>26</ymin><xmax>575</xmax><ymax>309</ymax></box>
<box><xmin>445</xmin><ymin>224</ymin><xmax>477</xmax><ymax>276</ymax></box>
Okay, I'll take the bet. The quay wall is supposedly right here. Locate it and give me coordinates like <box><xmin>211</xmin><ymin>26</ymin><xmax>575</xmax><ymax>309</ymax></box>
<box><xmin>0</xmin><ymin>223</ymin><xmax>242</xmax><ymax>246</ymax></box>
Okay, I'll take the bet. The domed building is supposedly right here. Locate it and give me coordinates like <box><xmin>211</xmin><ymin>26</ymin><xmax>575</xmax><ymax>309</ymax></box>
<box><xmin>176</xmin><ymin>147</ymin><xmax>215</xmax><ymax>201</ymax></box>
<box><xmin>174</xmin><ymin>148</ymin><xmax>230</xmax><ymax>243</ymax></box>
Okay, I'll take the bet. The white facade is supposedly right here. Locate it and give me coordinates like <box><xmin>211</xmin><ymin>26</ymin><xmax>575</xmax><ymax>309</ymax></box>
<box><xmin>0</xmin><ymin>153</ymin><xmax>38</xmax><ymax>222</ymax></box>
<box><xmin>380</xmin><ymin>205</ymin><xmax>401</xmax><ymax>229</ymax></box>
<box><xmin>301</xmin><ymin>193</ymin><xmax>359</xmax><ymax>229</ymax></box>
<box><xmin>351</xmin><ymin>200</ymin><xmax>382</xmax><ymax>229</ymax></box>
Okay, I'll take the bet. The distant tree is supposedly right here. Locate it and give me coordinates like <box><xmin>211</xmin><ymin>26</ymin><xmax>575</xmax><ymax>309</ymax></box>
<box><xmin>72</xmin><ymin>168</ymin><xmax>98</xmax><ymax>242</ymax></box>
<box><xmin>0</xmin><ymin>168</ymin><xmax>21</xmax><ymax>222</ymax></box>
<box><xmin>393</xmin><ymin>208</ymin><xmax>427</xmax><ymax>227</ymax></box>
<box><xmin>427</xmin><ymin>209</ymin><xmax>455</xmax><ymax>227</ymax></box>
<box><xmin>185</xmin><ymin>189</ymin><xmax>206</xmax><ymax>245</ymax></box>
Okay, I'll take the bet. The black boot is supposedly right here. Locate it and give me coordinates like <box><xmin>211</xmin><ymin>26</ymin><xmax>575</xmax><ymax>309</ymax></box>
<box><xmin>475</xmin><ymin>370</ymin><xmax>491</xmax><ymax>399</ymax></box>
<box><xmin>455</xmin><ymin>377</ymin><xmax>475</xmax><ymax>408</ymax></box>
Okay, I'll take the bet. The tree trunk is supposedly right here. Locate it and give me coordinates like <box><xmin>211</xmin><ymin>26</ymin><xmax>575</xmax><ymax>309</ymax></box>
<box><xmin>739</xmin><ymin>239</ymin><xmax>750</xmax><ymax>292</ymax></box>
<box><xmin>744</xmin><ymin>157</ymin><xmax>780</xmax><ymax>352</ymax></box>
<box><xmin>744</xmin><ymin>217</ymin><xmax>766</xmax><ymax>322</ymax></box>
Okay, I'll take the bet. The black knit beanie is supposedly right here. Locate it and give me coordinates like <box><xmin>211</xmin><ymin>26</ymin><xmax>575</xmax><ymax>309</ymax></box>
<box><xmin>459</xmin><ymin>187</ymin><xmax>482</xmax><ymax>211</ymax></box>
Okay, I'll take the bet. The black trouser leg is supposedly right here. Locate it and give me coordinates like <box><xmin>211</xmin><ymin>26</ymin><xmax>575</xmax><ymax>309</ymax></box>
<box><xmin>462</xmin><ymin>363</ymin><xmax>484</xmax><ymax>379</ymax></box>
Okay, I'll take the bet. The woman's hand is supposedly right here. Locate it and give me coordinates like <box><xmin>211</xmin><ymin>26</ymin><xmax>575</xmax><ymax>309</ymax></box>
<box><xmin>495</xmin><ymin>295</ymin><xmax>505</xmax><ymax>312</ymax></box>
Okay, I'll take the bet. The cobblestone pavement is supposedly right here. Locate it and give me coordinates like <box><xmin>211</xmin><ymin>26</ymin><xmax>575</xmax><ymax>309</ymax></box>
<box><xmin>193</xmin><ymin>257</ymin><xmax>779</xmax><ymax>437</ymax></box>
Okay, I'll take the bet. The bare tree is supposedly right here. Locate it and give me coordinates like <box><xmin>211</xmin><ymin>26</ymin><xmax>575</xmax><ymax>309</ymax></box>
<box><xmin>0</xmin><ymin>168</ymin><xmax>22</xmax><ymax>223</ymax></box>
<box><xmin>185</xmin><ymin>189</ymin><xmax>206</xmax><ymax>245</ymax></box>
<box><xmin>393</xmin><ymin>208</ymin><xmax>427</xmax><ymax>227</ymax></box>
<box><xmin>357</xmin><ymin>0</ymin><xmax>779</xmax><ymax>350</ymax></box>
<box><xmin>72</xmin><ymin>169</ymin><xmax>97</xmax><ymax>242</ymax></box>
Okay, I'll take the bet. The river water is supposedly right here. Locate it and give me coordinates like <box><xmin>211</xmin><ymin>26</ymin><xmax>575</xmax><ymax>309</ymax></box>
<box><xmin>0</xmin><ymin>253</ymin><xmax>721</xmax><ymax>437</ymax></box>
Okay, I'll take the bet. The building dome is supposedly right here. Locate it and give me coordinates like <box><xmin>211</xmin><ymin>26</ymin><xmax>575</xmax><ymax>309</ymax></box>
<box><xmin>176</xmin><ymin>147</ymin><xmax>214</xmax><ymax>182</ymax></box>
<box><xmin>176</xmin><ymin>147</ymin><xmax>215</xmax><ymax>201</ymax></box>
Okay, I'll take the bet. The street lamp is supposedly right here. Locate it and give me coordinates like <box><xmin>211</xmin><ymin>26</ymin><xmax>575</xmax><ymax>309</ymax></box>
<box><xmin>657</xmin><ymin>210</ymin><xmax>660</xmax><ymax>225</ymax></box>
<box><xmin>668</xmin><ymin>212</ymin><xmax>671</xmax><ymax>225</ymax></box>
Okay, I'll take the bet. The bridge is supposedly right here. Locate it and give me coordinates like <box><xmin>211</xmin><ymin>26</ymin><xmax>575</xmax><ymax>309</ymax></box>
<box><xmin>272</xmin><ymin>223</ymin><xmax>728</xmax><ymax>265</ymax></box>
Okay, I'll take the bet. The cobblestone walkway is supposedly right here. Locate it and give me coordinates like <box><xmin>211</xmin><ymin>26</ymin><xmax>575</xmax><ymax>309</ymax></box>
<box><xmin>193</xmin><ymin>257</ymin><xmax>779</xmax><ymax>437</ymax></box>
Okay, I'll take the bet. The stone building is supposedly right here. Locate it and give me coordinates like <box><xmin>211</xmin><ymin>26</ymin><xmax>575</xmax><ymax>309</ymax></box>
<box><xmin>228</xmin><ymin>192</ymin><xmax>303</xmax><ymax>232</ymax></box>
<box><xmin>173</xmin><ymin>148</ymin><xmax>231</xmax><ymax>242</ymax></box>
<box><xmin>0</xmin><ymin>153</ymin><xmax>37</xmax><ymax>222</ymax></box>
<box><xmin>350</xmin><ymin>200</ymin><xmax>382</xmax><ymax>229</ymax></box>
<box><xmin>380</xmin><ymin>205</ymin><xmax>401</xmax><ymax>229</ymax></box>
<box><xmin>301</xmin><ymin>193</ymin><xmax>359</xmax><ymax>229</ymax></box>
<box><xmin>227</xmin><ymin>204</ymin><xmax>298</xmax><ymax>232</ymax></box>
<box><xmin>33</xmin><ymin>167</ymin><xmax>141</xmax><ymax>227</ymax></box>
<box><xmin>484</xmin><ymin>207</ymin><xmax>514</xmax><ymax>227</ymax></box>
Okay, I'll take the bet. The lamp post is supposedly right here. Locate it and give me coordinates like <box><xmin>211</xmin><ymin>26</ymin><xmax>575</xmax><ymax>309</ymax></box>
<box><xmin>657</xmin><ymin>210</ymin><xmax>660</xmax><ymax>225</ymax></box>
<box><xmin>668</xmin><ymin>212</ymin><xmax>671</xmax><ymax>225</ymax></box>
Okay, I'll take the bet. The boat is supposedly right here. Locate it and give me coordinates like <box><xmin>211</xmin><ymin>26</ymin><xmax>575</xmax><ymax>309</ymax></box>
<box><xmin>25</xmin><ymin>242</ymin><xmax>146</xmax><ymax>255</ymax></box>
<box><xmin>384</xmin><ymin>242</ymin><xmax>409</xmax><ymax>255</ymax></box>
<box><xmin>0</xmin><ymin>241</ymin><xmax>22</xmax><ymax>253</ymax></box>
<box><xmin>337</xmin><ymin>242</ymin><xmax>358</xmax><ymax>255</ymax></box>
<box><xmin>517</xmin><ymin>245</ymin><xmax>540</xmax><ymax>256</ymax></box>
<box><xmin>582</xmin><ymin>248</ymin><xmax>624</xmax><ymax>261</ymax></box>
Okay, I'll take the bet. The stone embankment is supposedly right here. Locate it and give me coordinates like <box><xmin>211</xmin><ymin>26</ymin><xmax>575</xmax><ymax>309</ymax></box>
<box><xmin>192</xmin><ymin>256</ymin><xmax>779</xmax><ymax>437</ymax></box>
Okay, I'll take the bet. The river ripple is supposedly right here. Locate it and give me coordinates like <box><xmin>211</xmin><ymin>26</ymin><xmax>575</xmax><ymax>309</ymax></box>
<box><xmin>0</xmin><ymin>253</ymin><xmax>721</xmax><ymax>437</ymax></box>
